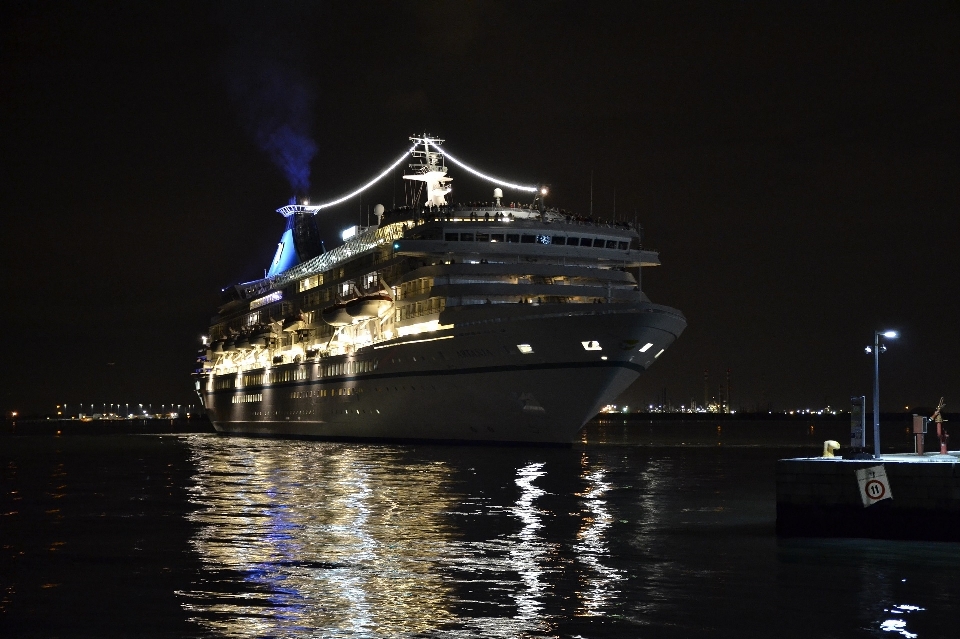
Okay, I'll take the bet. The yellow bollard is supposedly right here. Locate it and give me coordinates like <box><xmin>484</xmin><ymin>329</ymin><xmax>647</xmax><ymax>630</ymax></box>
<box><xmin>822</xmin><ymin>440</ymin><xmax>840</xmax><ymax>457</ymax></box>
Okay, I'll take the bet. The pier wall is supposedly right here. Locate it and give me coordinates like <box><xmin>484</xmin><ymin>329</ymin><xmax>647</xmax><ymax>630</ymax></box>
<box><xmin>776</xmin><ymin>456</ymin><xmax>960</xmax><ymax>541</ymax></box>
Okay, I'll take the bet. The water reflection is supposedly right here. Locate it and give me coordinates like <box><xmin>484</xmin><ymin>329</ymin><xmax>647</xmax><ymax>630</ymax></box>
<box><xmin>880</xmin><ymin>604</ymin><xmax>924</xmax><ymax>638</ymax></box>
<box><xmin>177</xmin><ymin>438</ymin><xmax>636</xmax><ymax>637</ymax></box>
<box><xmin>179</xmin><ymin>438</ymin><xmax>458</xmax><ymax>637</ymax></box>
<box><xmin>574</xmin><ymin>455</ymin><xmax>622</xmax><ymax>615</ymax></box>
<box><xmin>508</xmin><ymin>462</ymin><xmax>550</xmax><ymax>629</ymax></box>
<box><xmin>175</xmin><ymin>435</ymin><xmax>960</xmax><ymax>637</ymax></box>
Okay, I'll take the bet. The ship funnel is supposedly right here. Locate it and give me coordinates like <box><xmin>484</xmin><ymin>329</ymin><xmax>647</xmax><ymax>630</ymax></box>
<box><xmin>266</xmin><ymin>206</ymin><xmax>323</xmax><ymax>277</ymax></box>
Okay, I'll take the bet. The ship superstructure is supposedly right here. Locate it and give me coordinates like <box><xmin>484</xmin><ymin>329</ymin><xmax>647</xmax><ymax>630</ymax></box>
<box><xmin>195</xmin><ymin>136</ymin><xmax>686</xmax><ymax>443</ymax></box>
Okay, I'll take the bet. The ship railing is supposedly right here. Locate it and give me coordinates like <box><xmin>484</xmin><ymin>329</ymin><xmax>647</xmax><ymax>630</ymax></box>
<box><xmin>240</xmin><ymin>222</ymin><xmax>412</xmax><ymax>298</ymax></box>
<box><xmin>412</xmin><ymin>209</ymin><xmax>640</xmax><ymax>232</ymax></box>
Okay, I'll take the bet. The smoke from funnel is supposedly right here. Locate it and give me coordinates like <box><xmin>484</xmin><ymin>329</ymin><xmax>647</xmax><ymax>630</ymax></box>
<box><xmin>223</xmin><ymin>59</ymin><xmax>317</xmax><ymax>195</ymax></box>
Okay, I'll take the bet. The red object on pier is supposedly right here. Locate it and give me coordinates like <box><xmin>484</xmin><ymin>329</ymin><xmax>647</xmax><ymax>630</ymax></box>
<box><xmin>931</xmin><ymin>398</ymin><xmax>948</xmax><ymax>455</ymax></box>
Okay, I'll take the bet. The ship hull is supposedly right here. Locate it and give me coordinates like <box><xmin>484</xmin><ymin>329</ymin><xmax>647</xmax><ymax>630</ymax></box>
<box><xmin>200</xmin><ymin>303</ymin><xmax>686</xmax><ymax>444</ymax></box>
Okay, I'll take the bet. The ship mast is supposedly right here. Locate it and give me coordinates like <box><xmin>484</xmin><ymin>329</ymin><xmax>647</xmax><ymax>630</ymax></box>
<box><xmin>404</xmin><ymin>135</ymin><xmax>452</xmax><ymax>207</ymax></box>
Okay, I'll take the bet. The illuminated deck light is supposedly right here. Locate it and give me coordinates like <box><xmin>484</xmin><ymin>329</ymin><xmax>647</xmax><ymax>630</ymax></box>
<box><xmin>310</xmin><ymin>145</ymin><xmax>417</xmax><ymax>211</ymax></box>
<box><xmin>638</xmin><ymin>342</ymin><xmax>653</xmax><ymax>352</ymax></box>
<box><xmin>517</xmin><ymin>344</ymin><xmax>534</xmax><ymax>354</ymax></box>
<box><xmin>425</xmin><ymin>140</ymin><xmax>538</xmax><ymax>192</ymax></box>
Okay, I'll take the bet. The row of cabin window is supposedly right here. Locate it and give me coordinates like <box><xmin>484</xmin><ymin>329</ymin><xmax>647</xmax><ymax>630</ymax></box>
<box><xmin>251</xmin><ymin>408</ymin><xmax>383</xmax><ymax>416</ymax></box>
<box><xmin>444</xmin><ymin>232</ymin><xmax>628</xmax><ymax>249</ymax></box>
<box><xmin>290</xmin><ymin>387</ymin><xmax>360</xmax><ymax>399</ymax></box>
<box><xmin>322</xmin><ymin>360</ymin><xmax>377</xmax><ymax>377</ymax></box>
<box><xmin>302</xmin><ymin>271</ymin><xmax>381</xmax><ymax>307</ymax></box>
<box><xmin>272</xmin><ymin>369</ymin><xmax>308</xmax><ymax>383</ymax></box>
<box><xmin>231</xmin><ymin>393</ymin><xmax>262</xmax><ymax>404</ymax></box>
<box><xmin>298</xmin><ymin>274</ymin><xmax>323</xmax><ymax>292</ymax></box>
<box><xmin>397</xmin><ymin>298</ymin><xmax>444</xmax><ymax>321</ymax></box>
<box><xmin>220</xmin><ymin>360</ymin><xmax>378</xmax><ymax>388</ymax></box>
<box><xmin>399</xmin><ymin>277</ymin><xmax>431</xmax><ymax>297</ymax></box>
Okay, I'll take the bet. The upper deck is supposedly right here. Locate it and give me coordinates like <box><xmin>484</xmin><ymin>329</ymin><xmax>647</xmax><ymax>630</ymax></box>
<box><xmin>232</xmin><ymin>202</ymin><xmax>658</xmax><ymax>301</ymax></box>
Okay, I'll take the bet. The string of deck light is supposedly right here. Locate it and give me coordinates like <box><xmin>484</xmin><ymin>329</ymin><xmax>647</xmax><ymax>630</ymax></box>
<box><xmin>310</xmin><ymin>144</ymin><xmax>418</xmax><ymax>210</ymax></box>
<box><xmin>424</xmin><ymin>139</ymin><xmax>539</xmax><ymax>193</ymax></box>
<box><xmin>307</xmin><ymin>139</ymin><xmax>539</xmax><ymax>210</ymax></box>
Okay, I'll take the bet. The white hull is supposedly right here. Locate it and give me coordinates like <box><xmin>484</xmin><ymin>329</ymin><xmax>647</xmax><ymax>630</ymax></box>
<box><xmin>201</xmin><ymin>303</ymin><xmax>685</xmax><ymax>444</ymax></box>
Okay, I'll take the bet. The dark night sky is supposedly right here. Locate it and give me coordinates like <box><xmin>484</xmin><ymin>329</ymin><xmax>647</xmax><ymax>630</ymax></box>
<box><xmin>2</xmin><ymin>1</ymin><xmax>958</xmax><ymax>416</ymax></box>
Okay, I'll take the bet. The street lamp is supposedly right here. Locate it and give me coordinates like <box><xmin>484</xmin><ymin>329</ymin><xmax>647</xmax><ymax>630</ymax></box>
<box><xmin>865</xmin><ymin>330</ymin><xmax>898</xmax><ymax>458</ymax></box>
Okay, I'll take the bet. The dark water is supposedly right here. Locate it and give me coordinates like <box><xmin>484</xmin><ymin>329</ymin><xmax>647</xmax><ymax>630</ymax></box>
<box><xmin>3</xmin><ymin>422</ymin><xmax>959</xmax><ymax>638</ymax></box>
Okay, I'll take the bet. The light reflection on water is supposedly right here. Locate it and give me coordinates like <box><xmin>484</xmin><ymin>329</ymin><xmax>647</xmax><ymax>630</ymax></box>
<box><xmin>574</xmin><ymin>460</ymin><xmax>622</xmax><ymax>616</ymax></box>
<box><xmin>178</xmin><ymin>439</ymin><xmax>647</xmax><ymax>637</ymax></box>
<box><xmin>6</xmin><ymin>431</ymin><xmax>960</xmax><ymax>637</ymax></box>
<box><xmin>180</xmin><ymin>439</ymin><xmax>459</xmax><ymax>637</ymax></box>
<box><xmin>163</xmin><ymin>433</ymin><xmax>960</xmax><ymax>638</ymax></box>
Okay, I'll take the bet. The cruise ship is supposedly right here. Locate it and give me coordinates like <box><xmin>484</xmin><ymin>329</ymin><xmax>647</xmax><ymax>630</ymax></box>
<box><xmin>195</xmin><ymin>137</ymin><xmax>686</xmax><ymax>444</ymax></box>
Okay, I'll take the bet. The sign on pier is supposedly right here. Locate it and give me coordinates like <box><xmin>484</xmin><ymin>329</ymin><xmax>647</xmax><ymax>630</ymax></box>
<box><xmin>855</xmin><ymin>465</ymin><xmax>892</xmax><ymax>507</ymax></box>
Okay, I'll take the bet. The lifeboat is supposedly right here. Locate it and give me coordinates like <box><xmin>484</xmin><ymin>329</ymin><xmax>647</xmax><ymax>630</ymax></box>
<box><xmin>321</xmin><ymin>301</ymin><xmax>353</xmax><ymax>327</ymax></box>
<box><xmin>222</xmin><ymin>339</ymin><xmax>237</xmax><ymax>353</ymax></box>
<box><xmin>212</xmin><ymin>339</ymin><xmax>225</xmax><ymax>354</ymax></box>
<box><xmin>346</xmin><ymin>293</ymin><xmax>394</xmax><ymax>320</ymax></box>
<box><xmin>236</xmin><ymin>336</ymin><xmax>251</xmax><ymax>350</ymax></box>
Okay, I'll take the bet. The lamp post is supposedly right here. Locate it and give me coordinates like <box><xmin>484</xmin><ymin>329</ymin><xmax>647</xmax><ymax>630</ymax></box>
<box><xmin>867</xmin><ymin>330</ymin><xmax>898</xmax><ymax>458</ymax></box>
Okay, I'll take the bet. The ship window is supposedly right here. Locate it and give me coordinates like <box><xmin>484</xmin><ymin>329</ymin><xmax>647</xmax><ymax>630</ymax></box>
<box><xmin>605</xmin><ymin>240</ymin><xmax>617</xmax><ymax>249</ymax></box>
<box><xmin>516</xmin><ymin>343</ymin><xmax>534</xmax><ymax>354</ymax></box>
<box><xmin>521</xmin><ymin>234</ymin><xmax>536</xmax><ymax>243</ymax></box>
<box><xmin>476</xmin><ymin>233</ymin><xmax>489</xmax><ymax>242</ymax></box>
<box><xmin>506</xmin><ymin>234</ymin><xmax>520</xmax><ymax>243</ymax></box>
<box><xmin>566</xmin><ymin>237</ymin><xmax>579</xmax><ymax>246</ymax></box>
<box><xmin>553</xmin><ymin>236</ymin><xmax>566</xmax><ymax>245</ymax></box>
<box><xmin>445</xmin><ymin>233</ymin><xmax>458</xmax><ymax>241</ymax></box>
<box><xmin>460</xmin><ymin>232</ymin><xmax>474</xmax><ymax>241</ymax></box>
<box><xmin>299</xmin><ymin>275</ymin><xmax>320</xmax><ymax>292</ymax></box>
<box><xmin>618</xmin><ymin>241</ymin><xmax>628</xmax><ymax>250</ymax></box>
<box><xmin>592</xmin><ymin>238</ymin><xmax>605</xmax><ymax>247</ymax></box>
<box><xmin>491</xmin><ymin>233</ymin><xmax>504</xmax><ymax>242</ymax></box>
<box><xmin>536</xmin><ymin>235</ymin><xmax>552</xmax><ymax>245</ymax></box>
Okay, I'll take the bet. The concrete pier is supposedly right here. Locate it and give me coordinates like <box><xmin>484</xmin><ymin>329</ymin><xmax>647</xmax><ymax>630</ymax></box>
<box><xmin>776</xmin><ymin>453</ymin><xmax>960</xmax><ymax>541</ymax></box>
